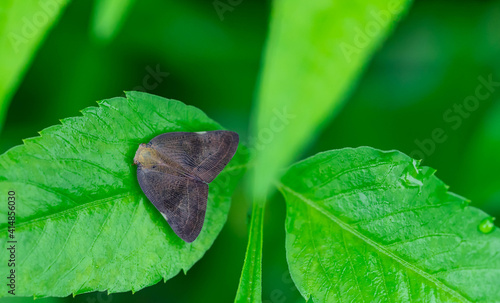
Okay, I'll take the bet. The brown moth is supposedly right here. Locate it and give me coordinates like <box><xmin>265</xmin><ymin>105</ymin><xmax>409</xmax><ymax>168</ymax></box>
<box><xmin>133</xmin><ymin>130</ymin><xmax>239</xmax><ymax>242</ymax></box>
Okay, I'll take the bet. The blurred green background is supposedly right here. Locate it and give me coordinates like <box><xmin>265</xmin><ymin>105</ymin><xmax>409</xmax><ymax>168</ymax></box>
<box><xmin>1</xmin><ymin>0</ymin><xmax>499</xmax><ymax>302</ymax></box>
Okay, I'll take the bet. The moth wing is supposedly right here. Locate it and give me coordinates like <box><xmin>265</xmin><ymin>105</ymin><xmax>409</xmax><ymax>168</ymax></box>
<box><xmin>137</xmin><ymin>166</ymin><xmax>208</xmax><ymax>242</ymax></box>
<box><xmin>149</xmin><ymin>130</ymin><xmax>239</xmax><ymax>183</ymax></box>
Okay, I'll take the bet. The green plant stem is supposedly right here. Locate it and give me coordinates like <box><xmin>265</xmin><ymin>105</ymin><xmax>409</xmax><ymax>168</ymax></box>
<box><xmin>234</xmin><ymin>200</ymin><xmax>265</xmax><ymax>303</ymax></box>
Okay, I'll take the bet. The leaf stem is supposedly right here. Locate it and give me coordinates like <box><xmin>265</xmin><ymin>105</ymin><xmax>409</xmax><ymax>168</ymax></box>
<box><xmin>234</xmin><ymin>199</ymin><xmax>265</xmax><ymax>303</ymax></box>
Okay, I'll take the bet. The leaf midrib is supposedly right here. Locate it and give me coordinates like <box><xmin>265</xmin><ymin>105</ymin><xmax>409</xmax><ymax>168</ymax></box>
<box><xmin>0</xmin><ymin>192</ymin><xmax>134</xmax><ymax>233</ymax></box>
<box><xmin>279</xmin><ymin>183</ymin><xmax>471</xmax><ymax>303</ymax></box>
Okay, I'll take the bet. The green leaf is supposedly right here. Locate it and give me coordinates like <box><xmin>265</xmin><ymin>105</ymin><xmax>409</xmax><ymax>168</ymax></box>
<box><xmin>0</xmin><ymin>91</ymin><xmax>248</xmax><ymax>298</ymax></box>
<box><xmin>278</xmin><ymin>147</ymin><xmax>500</xmax><ymax>302</ymax></box>
<box><xmin>238</xmin><ymin>0</ymin><xmax>413</xmax><ymax>301</ymax></box>
<box><xmin>251</xmin><ymin>0</ymin><xmax>413</xmax><ymax>200</ymax></box>
<box><xmin>0</xmin><ymin>297</ymin><xmax>59</xmax><ymax>303</ymax></box>
<box><xmin>0</xmin><ymin>0</ymin><xmax>70</xmax><ymax>133</ymax></box>
<box><xmin>91</xmin><ymin>0</ymin><xmax>136</xmax><ymax>42</ymax></box>
<box><xmin>234</xmin><ymin>202</ymin><xmax>264</xmax><ymax>303</ymax></box>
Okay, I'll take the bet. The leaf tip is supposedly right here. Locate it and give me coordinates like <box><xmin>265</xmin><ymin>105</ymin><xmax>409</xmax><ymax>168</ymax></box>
<box><xmin>124</xmin><ymin>90</ymin><xmax>134</xmax><ymax>99</ymax></box>
<box><xmin>59</xmin><ymin>117</ymin><xmax>74</xmax><ymax>126</ymax></box>
<box><xmin>95</xmin><ymin>98</ymin><xmax>110</xmax><ymax>106</ymax></box>
<box><xmin>21</xmin><ymin>136</ymin><xmax>39</xmax><ymax>146</ymax></box>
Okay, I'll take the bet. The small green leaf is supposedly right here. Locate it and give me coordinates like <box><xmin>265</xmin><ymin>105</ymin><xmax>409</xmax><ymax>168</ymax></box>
<box><xmin>0</xmin><ymin>91</ymin><xmax>248</xmax><ymax>298</ymax></box>
<box><xmin>0</xmin><ymin>0</ymin><xmax>70</xmax><ymax>133</ymax></box>
<box><xmin>279</xmin><ymin>147</ymin><xmax>500</xmax><ymax>302</ymax></box>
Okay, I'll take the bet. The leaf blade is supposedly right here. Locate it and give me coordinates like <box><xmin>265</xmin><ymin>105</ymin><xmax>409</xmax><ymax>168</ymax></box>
<box><xmin>0</xmin><ymin>0</ymin><xmax>70</xmax><ymax>133</ymax></box>
<box><xmin>251</xmin><ymin>0</ymin><xmax>414</xmax><ymax>200</ymax></box>
<box><xmin>279</xmin><ymin>147</ymin><xmax>500</xmax><ymax>302</ymax></box>
<box><xmin>0</xmin><ymin>91</ymin><xmax>248</xmax><ymax>297</ymax></box>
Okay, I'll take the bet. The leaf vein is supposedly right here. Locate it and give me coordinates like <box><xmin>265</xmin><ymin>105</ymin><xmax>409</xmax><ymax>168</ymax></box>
<box><xmin>280</xmin><ymin>183</ymin><xmax>472</xmax><ymax>303</ymax></box>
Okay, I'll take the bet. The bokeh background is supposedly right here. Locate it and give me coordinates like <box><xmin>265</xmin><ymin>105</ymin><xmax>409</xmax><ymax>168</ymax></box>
<box><xmin>1</xmin><ymin>0</ymin><xmax>499</xmax><ymax>302</ymax></box>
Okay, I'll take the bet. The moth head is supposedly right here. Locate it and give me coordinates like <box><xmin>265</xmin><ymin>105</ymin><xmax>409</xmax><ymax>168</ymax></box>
<box><xmin>133</xmin><ymin>143</ymin><xmax>156</xmax><ymax>166</ymax></box>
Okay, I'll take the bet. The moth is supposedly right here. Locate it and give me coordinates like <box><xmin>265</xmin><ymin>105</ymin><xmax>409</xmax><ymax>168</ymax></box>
<box><xmin>133</xmin><ymin>130</ymin><xmax>239</xmax><ymax>242</ymax></box>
